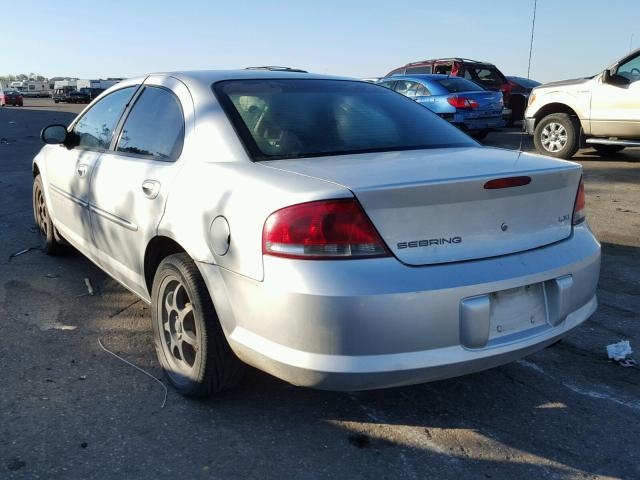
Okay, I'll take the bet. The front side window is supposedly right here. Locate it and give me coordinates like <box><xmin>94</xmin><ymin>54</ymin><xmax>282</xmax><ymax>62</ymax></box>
<box><xmin>215</xmin><ymin>79</ymin><xmax>474</xmax><ymax>161</ymax></box>
<box><xmin>616</xmin><ymin>54</ymin><xmax>640</xmax><ymax>83</ymax></box>
<box><xmin>73</xmin><ymin>87</ymin><xmax>135</xmax><ymax>149</ymax></box>
<box><xmin>116</xmin><ymin>86</ymin><xmax>184</xmax><ymax>160</ymax></box>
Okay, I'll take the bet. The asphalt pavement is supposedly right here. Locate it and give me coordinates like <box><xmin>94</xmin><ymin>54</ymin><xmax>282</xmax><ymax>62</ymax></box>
<box><xmin>1</xmin><ymin>99</ymin><xmax>638</xmax><ymax>479</ymax></box>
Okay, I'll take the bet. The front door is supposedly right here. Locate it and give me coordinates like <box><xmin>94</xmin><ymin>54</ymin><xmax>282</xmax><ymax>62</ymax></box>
<box><xmin>591</xmin><ymin>52</ymin><xmax>640</xmax><ymax>137</ymax></box>
<box><xmin>88</xmin><ymin>76</ymin><xmax>191</xmax><ymax>297</ymax></box>
<box><xmin>46</xmin><ymin>86</ymin><xmax>137</xmax><ymax>250</ymax></box>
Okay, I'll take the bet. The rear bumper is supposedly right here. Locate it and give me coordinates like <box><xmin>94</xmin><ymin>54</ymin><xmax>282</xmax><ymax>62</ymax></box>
<box><xmin>455</xmin><ymin>115</ymin><xmax>506</xmax><ymax>131</ymax></box>
<box><xmin>198</xmin><ymin>223</ymin><xmax>600</xmax><ymax>390</ymax></box>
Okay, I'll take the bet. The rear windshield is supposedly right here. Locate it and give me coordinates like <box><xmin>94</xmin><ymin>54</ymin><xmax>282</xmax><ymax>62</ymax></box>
<box><xmin>463</xmin><ymin>67</ymin><xmax>506</xmax><ymax>86</ymax></box>
<box><xmin>437</xmin><ymin>77</ymin><xmax>485</xmax><ymax>93</ymax></box>
<box><xmin>509</xmin><ymin>77</ymin><xmax>541</xmax><ymax>88</ymax></box>
<box><xmin>214</xmin><ymin>79</ymin><xmax>474</xmax><ymax>160</ymax></box>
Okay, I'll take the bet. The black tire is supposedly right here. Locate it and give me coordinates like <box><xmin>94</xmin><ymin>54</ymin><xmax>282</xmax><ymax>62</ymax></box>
<box><xmin>470</xmin><ymin>130</ymin><xmax>490</xmax><ymax>141</ymax></box>
<box><xmin>592</xmin><ymin>144</ymin><xmax>625</xmax><ymax>155</ymax></box>
<box><xmin>32</xmin><ymin>175</ymin><xmax>63</xmax><ymax>255</ymax></box>
<box><xmin>151</xmin><ymin>253</ymin><xmax>244</xmax><ymax>398</ymax></box>
<box><xmin>533</xmin><ymin>113</ymin><xmax>580</xmax><ymax>159</ymax></box>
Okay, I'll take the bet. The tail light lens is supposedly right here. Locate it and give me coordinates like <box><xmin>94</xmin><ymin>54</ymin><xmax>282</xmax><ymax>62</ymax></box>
<box><xmin>447</xmin><ymin>96</ymin><xmax>479</xmax><ymax>109</ymax></box>
<box><xmin>572</xmin><ymin>177</ymin><xmax>586</xmax><ymax>225</ymax></box>
<box><xmin>262</xmin><ymin>199</ymin><xmax>389</xmax><ymax>259</ymax></box>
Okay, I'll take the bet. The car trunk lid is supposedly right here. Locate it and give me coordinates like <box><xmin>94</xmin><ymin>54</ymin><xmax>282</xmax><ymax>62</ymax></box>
<box><xmin>455</xmin><ymin>90</ymin><xmax>503</xmax><ymax>116</ymax></box>
<box><xmin>261</xmin><ymin>147</ymin><xmax>582</xmax><ymax>265</ymax></box>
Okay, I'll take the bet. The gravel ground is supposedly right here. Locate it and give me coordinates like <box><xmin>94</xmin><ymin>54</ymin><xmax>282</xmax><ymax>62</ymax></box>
<box><xmin>1</xmin><ymin>98</ymin><xmax>638</xmax><ymax>479</ymax></box>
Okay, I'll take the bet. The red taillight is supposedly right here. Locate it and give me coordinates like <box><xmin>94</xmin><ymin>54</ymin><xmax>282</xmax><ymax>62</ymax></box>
<box><xmin>484</xmin><ymin>176</ymin><xmax>531</xmax><ymax>189</ymax></box>
<box><xmin>572</xmin><ymin>177</ymin><xmax>586</xmax><ymax>225</ymax></box>
<box><xmin>262</xmin><ymin>199</ymin><xmax>389</xmax><ymax>259</ymax></box>
<box><xmin>447</xmin><ymin>96</ymin><xmax>479</xmax><ymax>109</ymax></box>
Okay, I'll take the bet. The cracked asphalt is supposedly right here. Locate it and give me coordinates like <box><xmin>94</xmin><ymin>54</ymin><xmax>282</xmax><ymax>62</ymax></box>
<box><xmin>1</xmin><ymin>99</ymin><xmax>639</xmax><ymax>479</ymax></box>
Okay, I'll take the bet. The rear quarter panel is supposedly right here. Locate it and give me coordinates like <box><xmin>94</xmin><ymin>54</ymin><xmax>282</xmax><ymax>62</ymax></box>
<box><xmin>159</xmin><ymin>158</ymin><xmax>351</xmax><ymax>282</ymax></box>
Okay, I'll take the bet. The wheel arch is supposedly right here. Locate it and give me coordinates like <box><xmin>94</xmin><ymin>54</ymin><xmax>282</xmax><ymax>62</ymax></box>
<box><xmin>143</xmin><ymin>236</ymin><xmax>188</xmax><ymax>295</ymax></box>
<box><xmin>533</xmin><ymin>103</ymin><xmax>581</xmax><ymax>125</ymax></box>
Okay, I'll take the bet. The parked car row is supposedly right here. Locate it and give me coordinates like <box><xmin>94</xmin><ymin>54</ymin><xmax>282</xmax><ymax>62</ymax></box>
<box><xmin>380</xmin><ymin>49</ymin><xmax>640</xmax><ymax>158</ymax></box>
<box><xmin>379</xmin><ymin>57</ymin><xmax>539</xmax><ymax>138</ymax></box>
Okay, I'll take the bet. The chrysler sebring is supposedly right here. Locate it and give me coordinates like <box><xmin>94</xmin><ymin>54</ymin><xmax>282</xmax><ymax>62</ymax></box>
<box><xmin>33</xmin><ymin>70</ymin><xmax>601</xmax><ymax>397</ymax></box>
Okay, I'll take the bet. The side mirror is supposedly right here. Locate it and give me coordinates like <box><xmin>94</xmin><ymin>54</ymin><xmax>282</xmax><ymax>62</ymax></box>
<box><xmin>602</xmin><ymin>69</ymin><xmax>611</xmax><ymax>84</ymax></box>
<box><xmin>41</xmin><ymin>124</ymin><xmax>68</xmax><ymax>145</ymax></box>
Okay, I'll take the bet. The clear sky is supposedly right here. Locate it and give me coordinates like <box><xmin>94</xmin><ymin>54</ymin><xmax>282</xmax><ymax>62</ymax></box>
<box><xmin>2</xmin><ymin>0</ymin><xmax>637</xmax><ymax>83</ymax></box>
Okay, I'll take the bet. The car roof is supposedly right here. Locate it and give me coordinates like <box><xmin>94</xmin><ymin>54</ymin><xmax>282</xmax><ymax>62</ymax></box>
<box><xmin>164</xmin><ymin>69</ymin><xmax>349</xmax><ymax>85</ymax></box>
<box><xmin>402</xmin><ymin>58</ymin><xmax>495</xmax><ymax>67</ymax></box>
<box><xmin>114</xmin><ymin>70</ymin><xmax>356</xmax><ymax>96</ymax></box>
<box><xmin>379</xmin><ymin>74</ymin><xmax>456</xmax><ymax>82</ymax></box>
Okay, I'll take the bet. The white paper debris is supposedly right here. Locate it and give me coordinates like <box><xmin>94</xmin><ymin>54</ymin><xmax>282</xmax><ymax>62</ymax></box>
<box><xmin>606</xmin><ymin>340</ymin><xmax>633</xmax><ymax>361</ymax></box>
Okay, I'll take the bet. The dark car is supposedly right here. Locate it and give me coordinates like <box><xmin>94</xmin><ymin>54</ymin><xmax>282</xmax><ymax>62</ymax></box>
<box><xmin>53</xmin><ymin>89</ymin><xmax>90</xmax><ymax>104</ymax></box>
<box><xmin>386</xmin><ymin>58</ymin><xmax>512</xmax><ymax>103</ymax></box>
<box><xmin>68</xmin><ymin>91</ymin><xmax>90</xmax><ymax>103</ymax></box>
<box><xmin>0</xmin><ymin>90</ymin><xmax>24</xmax><ymax>106</ymax></box>
<box><xmin>506</xmin><ymin>76</ymin><xmax>541</xmax><ymax>125</ymax></box>
<box><xmin>79</xmin><ymin>87</ymin><xmax>105</xmax><ymax>100</ymax></box>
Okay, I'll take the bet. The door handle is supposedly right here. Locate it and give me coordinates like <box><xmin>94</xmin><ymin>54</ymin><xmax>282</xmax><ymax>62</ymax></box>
<box><xmin>142</xmin><ymin>180</ymin><xmax>161</xmax><ymax>199</ymax></box>
<box><xmin>77</xmin><ymin>164</ymin><xmax>88</xmax><ymax>177</ymax></box>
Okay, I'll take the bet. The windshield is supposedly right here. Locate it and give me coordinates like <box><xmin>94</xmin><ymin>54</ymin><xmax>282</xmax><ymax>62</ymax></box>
<box><xmin>214</xmin><ymin>79</ymin><xmax>474</xmax><ymax>160</ymax></box>
<box><xmin>437</xmin><ymin>77</ymin><xmax>485</xmax><ymax>92</ymax></box>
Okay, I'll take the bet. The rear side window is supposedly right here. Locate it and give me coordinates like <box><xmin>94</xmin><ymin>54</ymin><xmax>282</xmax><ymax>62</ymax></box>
<box><xmin>463</xmin><ymin>67</ymin><xmax>506</xmax><ymax>86</ymax></box>
<box><xmin>73</xmin><ymin>87</ymin><xmax>135</xmax><ymax>149</ymax></box>
<box><xmin>437</xmin><ymin>77</ymin><xmax>485</xmax><ymax>92</ymax></box>
<box><xmin>214</xmin><ymin>79</ymin><xmax>474</xmax><ymax>161</ymax></box>
<box><xmin>433</xmin><ymin>63</ymin><xmax>452</xmax><ymax>75</ymax></box>
<box><xmin>116</xmin><ymin>86</ymin><xmax>185</xmax><ymax>160</ymax></box>
<box><xmin>405</xmin><ymin>66</ymin><xmax>432</xmax><ymax>74</ymax></box>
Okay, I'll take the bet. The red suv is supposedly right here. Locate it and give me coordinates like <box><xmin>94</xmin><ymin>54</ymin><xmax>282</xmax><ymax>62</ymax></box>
<box><xmin>386</xmin><ymin>58</ymin><xmax>511</xmax><ymax>104</ymax></box>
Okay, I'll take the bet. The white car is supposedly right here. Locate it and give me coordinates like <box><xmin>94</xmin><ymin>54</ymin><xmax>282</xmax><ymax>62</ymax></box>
<box><xmin>33</xmin><ymin>70</ymin><xmax>601</xmax><ymax>397</ymax></box>
<box><xmin>525</xmin><ymin>48</ymin><xmax>640</xmax><ymax>158</ymax></box>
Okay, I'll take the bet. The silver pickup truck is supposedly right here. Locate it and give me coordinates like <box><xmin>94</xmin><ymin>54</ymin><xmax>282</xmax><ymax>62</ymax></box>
<box><xmin>525</xmin><ymin>48</ymin><xmax>640</xmax><ymax>158</ymax></box>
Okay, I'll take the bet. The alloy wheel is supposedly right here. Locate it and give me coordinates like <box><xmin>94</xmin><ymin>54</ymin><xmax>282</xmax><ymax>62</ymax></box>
<box><xmin>34</xmin><ymin>183</ymin><xmax>49</xmax><ymax>239</ymax></box>
<box><xmin>158</xmin><ymin>277</ymin><xmax>199</xmax><ymax>378</ymax></box>
<box><xmin>540</xmin><ymin>122</ymin><xmax>568</xmax><ymax>153</ymax></box>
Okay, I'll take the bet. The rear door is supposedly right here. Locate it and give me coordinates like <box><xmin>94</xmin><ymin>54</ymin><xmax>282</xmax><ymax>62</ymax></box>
<box><xmin>45</xmin><ymin>86</ymin><xmax>137</xmax><ymax>250</ymax></box>
<box><xmin>88</xmin><ymin>75</ymin><xmax>192</xmax><ymax>297</ymax></box>
<box><xmin>591</xmin><ymin>52</ymin><xmax>640</xmax><ymax>137</ymax></box>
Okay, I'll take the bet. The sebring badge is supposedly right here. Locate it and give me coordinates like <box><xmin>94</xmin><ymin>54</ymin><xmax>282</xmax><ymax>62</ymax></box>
<box><xmin>397</xmin><ymin>237</ymin><xmax>462</xmax><ymax>249</ymax></box>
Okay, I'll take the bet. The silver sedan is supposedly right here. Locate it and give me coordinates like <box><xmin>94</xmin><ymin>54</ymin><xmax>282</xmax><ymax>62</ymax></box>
<box><xmin>33</xmin><ymin>70</ymin><xmax>600</xmax><ymax>397</ymax></box>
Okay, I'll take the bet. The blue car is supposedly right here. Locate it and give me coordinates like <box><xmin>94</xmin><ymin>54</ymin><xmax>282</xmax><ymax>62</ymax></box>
<box><xmin>377</xmin><ymin>74</ymin><xmax>506</xmax><ymax>139</ymax></box>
